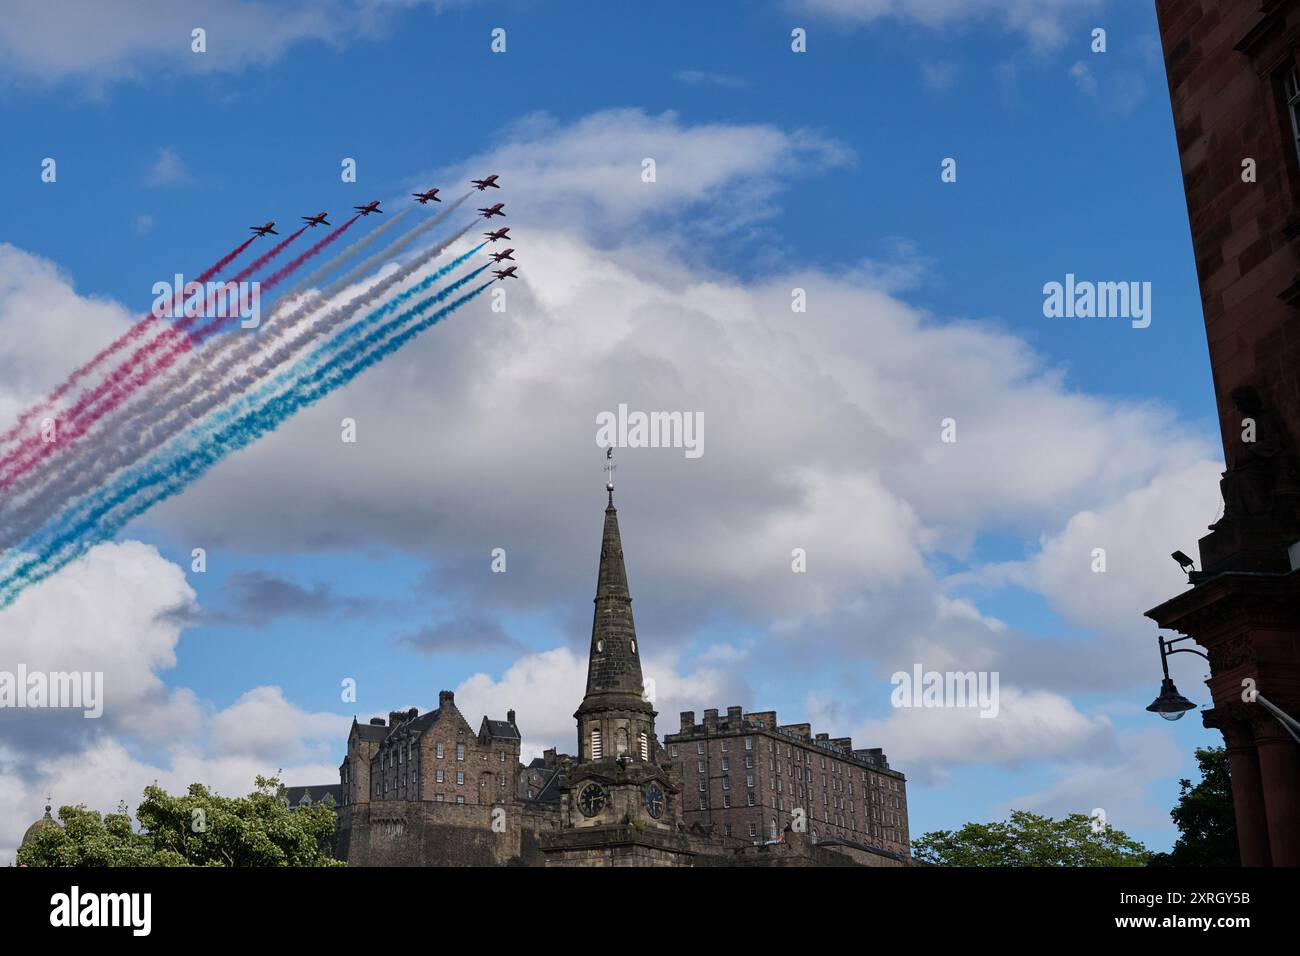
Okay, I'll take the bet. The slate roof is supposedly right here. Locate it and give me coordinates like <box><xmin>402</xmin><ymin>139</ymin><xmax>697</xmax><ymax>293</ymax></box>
<box><xmin>284</xmin><ymin>784</ymin><xmax>343</xmax><ymax>808</ymax></box>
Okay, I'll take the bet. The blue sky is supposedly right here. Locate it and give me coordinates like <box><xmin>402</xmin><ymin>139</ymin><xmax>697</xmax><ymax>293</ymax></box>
<box><xmin>0</xmin><ymin>0</ymin><xmax>1225</xmax><ymax>858</ymax></box>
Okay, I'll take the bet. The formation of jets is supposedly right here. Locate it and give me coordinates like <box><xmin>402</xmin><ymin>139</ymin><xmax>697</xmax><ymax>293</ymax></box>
<box><xmin>249</xmin><ymin>176</ymin><xmax>519</xmax><ymax>279</ymax></box>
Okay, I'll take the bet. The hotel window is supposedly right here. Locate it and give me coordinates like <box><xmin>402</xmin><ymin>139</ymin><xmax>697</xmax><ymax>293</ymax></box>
<box><xmin>592</xmin><ymin>729</ymin><xmax>603</xmax><ymax>759</ymax></box>
<box><xmin>747</xmin><ymin>792</ymin><xmax>755</xmax><ymax>806</ymax></box>
<box><xmin>746</xmin><ymin>774</ymin><xmax>754</xmax><ymax>787</ymax></box>
<box><xmin>745</xmin><ymin>737</ymin><xmax>753</xmax><ymax>751</ymax></box>
<box><xmin>723</xmin><ymin>795</ymin><xmax>731</xmax><ymax>808</ymax></box>
<box><xmin>698</xmin><ymin>759</ymin><xmax>706</xmax><ymax>773</ymax></box>
<box><xmin>698</xmin><ymin>778</ymin><xmax>706</xmax><ymax>792</ymax></box>
<box><xmin>436</xmin><ymin>769</ymin><xmax>444</xmax><ymax>783</ymax></box>
<box><xmin>723</xmin><ymin>776</ymin><xmax>731</xmax><ymax>790</ymax></box>
<box><xmin>721</xmin><ymin>739</ymin><xmax>729</xmax><ymax>752</ymax></box>
<box><xmin>724</xmin><ymin>824</ymin><xmax>733</xmax><ymax>837</ymax></box>
<box><xmin>745</xmin><ymin>755</ymin><xmax>753</xmax><ymax>769</ymax></box>
<box><xmin>670</xmin><ymin>744</ymin><xmax>678</xmax><ymax>758</ymax></box>
<box><xmin>456</xmin><ymin>771</ymin><xmax>465</xmax><ymax>785</ymax></box>
<box><xmin>697</xmin><ymin>742</ymin><xmax>705</xmax><ymax>755</ymax></box>
<box><xmin>748</xmin><ymin>822</ymin><xmax>757</xmax><ymax>837</ymax></box>
<box><xmin>435</xmin><ymin>793</ymin><xmax>444</xmax><ymax>802</ymax></box>
<box><xmin>699</xmin><ymin>796</ymin><xmax>708</xmax><ymax>810</ymax></box>
<box><xmin>639</xmin><ymin>732</ymin><xmax>649</xmax><ymax>761</ymax></box>
<box><xmin>456</xmin><ymin>796</ymin><xmax>465</xmax><ymax>804</ymax></box>
<box><xmin>436</xmin><ymin>742</ymin><xmax>444</xmax><ymax>759</ymax></box>
<box><xmin>722</xmin><ymin>756</ymin><xmax>730</xmax><ymax>771</ymax></box>
<box><xmin>456</xmin><ymin>743</ymin><xmax>465</xmax><ymax>761</ymax></box>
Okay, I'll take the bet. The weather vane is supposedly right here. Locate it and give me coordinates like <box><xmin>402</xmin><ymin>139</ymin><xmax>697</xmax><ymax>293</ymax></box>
<box><xmin>604</xmin><ymin>446</ymin><xmax>616</xmax><ymax>501</ymax></box>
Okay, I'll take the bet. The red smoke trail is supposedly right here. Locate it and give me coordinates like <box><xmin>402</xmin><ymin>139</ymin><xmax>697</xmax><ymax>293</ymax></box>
<box><xmin>0</xmin><ymin>222</ymin><xmax>356</xmax><ymax>489</ymax></box>
<box><xmin>260</xmin><ymin>216</ymin><xmax>360</xmax><ymax>293</ymax></box>
<box><xmin>0</xmin><ymin>230</ymin><xmax>309</xmax><ymax>487</ymax></box>
<box><xmin>0</xmin><ymin>235</ymin><xmax>259</xmax><ymax>452</ymax></box>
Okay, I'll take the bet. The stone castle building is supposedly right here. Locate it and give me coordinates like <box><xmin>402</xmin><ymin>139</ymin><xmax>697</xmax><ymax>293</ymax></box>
<box><xmin>306</xmin><ymin>462</ymin><xmax>909</xmax><ymax>866</ymax></box>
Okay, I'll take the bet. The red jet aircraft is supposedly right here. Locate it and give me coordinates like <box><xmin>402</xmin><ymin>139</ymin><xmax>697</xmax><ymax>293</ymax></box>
<box><xmin>472</xmin><ymin>174</ymin><xmax>500</xmax><ymax>190</ymax></box>
<box><xmin>489</xmin><ymin>248</ymin><xmax>515</xmax><ymax>263</ymax></box>
<box><xmin>301</xmin><ymin>212</ymin><xmax>330</xmax><ymax>227</ymax></box>
<box><xmin>412</xmin><ymin>188</ymin><xmax>441</xmax><ymax>204</ymax></box>
<box><xmin>250</xmin><ymin>221</ymin><xmax>278</xmax><ymax>237</ymax></box>
<box><xmin>478</xmin><ymin>202</ymin><xmax>505</xmax><ymax>219</ymax></box>
<box><xmin>353</xmin><ymin>200</ymin><xmax>383</xmax><ymax>216</ymax></box>
<box><xmin>492</xmin><ymin>266</ymin><xmax>518</xmax><ymax>280</ymax></box>
<box><xmin>483</xmin><ymin>227</ymin><xmax>511</xmax><ymax>243</ymax></box>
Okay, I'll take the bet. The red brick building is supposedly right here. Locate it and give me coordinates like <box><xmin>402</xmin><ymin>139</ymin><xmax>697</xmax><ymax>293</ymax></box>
<box><xmin>1148</xmin><ymin>0</ymin><xmax>1300</xmax><ymax>866</ymax></box>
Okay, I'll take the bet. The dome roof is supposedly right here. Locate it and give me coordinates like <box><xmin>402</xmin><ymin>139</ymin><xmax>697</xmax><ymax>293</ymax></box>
<box><xmin>20</xmin><ymin>805</ymin><xmax>59</xmax><ymax>847</ymax></box>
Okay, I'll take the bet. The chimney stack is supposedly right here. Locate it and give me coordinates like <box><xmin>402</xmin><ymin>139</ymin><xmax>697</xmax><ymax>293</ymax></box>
<box><xmin>680</xmin><ymin>711</ymin><xmax>695</xmax><ymax>733</ymax></box>
<box><xmin>438</xmin><ymin>690</ymin><xmax>455</xmax><ymax>709</ymax></box>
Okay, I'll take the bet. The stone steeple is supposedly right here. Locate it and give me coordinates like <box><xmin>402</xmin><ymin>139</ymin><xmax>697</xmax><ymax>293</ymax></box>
<box><xmin>582</xmin><ymin>486</ymin><xmax>649</xmax><ymax>708</ymax></box>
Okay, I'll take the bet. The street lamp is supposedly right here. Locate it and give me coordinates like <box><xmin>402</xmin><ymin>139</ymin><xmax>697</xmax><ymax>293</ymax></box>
<box><xmin>1145</xmin><ymin>633</ymin><xmax>1205</xmax><ymax>721</ymax></box>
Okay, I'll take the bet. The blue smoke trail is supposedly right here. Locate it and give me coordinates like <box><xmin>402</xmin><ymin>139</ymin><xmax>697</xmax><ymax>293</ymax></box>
<box><xmin>0</xmin><ymin>272</ymin><xmax>496</xmax><ymax>607</ymax></box>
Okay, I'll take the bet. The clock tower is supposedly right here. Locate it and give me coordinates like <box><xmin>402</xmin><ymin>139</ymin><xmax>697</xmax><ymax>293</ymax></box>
<box><xmin>539</xmin><ymin>451</ymin><xmax>692</xmax><ymax>866</ymax></box>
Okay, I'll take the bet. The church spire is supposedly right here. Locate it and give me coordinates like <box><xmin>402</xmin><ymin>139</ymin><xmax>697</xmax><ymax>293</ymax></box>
<box><xmin>581</xmin><ymin>448</ymin><xmax>648</xmax><ymax>709</ymax></box>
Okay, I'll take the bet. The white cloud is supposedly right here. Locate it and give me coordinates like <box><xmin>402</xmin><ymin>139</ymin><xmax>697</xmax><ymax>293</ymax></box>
<box><xmin>0</xmin><ymin>543</ymin><xmax>349</xmax><ymax>861</ymax></box>
<box><xmin>851</xmin><ymin>686</ymin><xmax>1115</xmax><ymax>785</ymax></box>
<box><xmin>792</xmin><ymin>0</ymin><xmax>1104</xmax><ymax>50</ymax></box>
<box><xmin>144</xmin><ymin>146</ymin><xmax>190</xmax><ymax>187</ymax></box>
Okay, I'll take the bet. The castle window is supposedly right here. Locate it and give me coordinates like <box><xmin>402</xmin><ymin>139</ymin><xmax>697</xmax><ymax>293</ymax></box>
<box><xmin>723</xmin><ymin>795</ymin><xmax>731</xmax><ymax>808</ymax></box>
<box><xmin>745</xmin><ymin>755</ymin><xmax>753</xmax><ymax>769</ymax></box>
<box><xmin>699</xmin><ymin>796</ymin><xmax>707</xmax><ymax>810</ymax></box>
<box><xmin>436</xmin><ymin>742</ymin><xmax>444</xmax><ymax>759</ymax></box>
<box><xmin>436</xmin><ymin>793</ymin><xmax>444</xmax><ymax>802</ymax></box>
<box><xmin>747</xmin><ymin>792</ymin><xmax>755</xmax><ymax>806</ymax></box>
<box><xmin>721</xmin><ymin>756</ymin><xmax>730</xmax><ymax>771</ymax></box>
<box><xmin>698</xmin><ymin>759</ymin><xmax>705</xmax><ymax>772</ymax></box>
<box><xmin>746</xmin><ymin>774</ymin><xmax>754</xmax><ymax>788</ymax></box>
<box><xmin>456</xmin><ymin>771</ymin><xmax>465</xmax><ymax>785</ymax></box>
<box><xmin>591</xmin><ymin>728</ymin><xmax>603</xmax><ymax>759</ymax></box>
<box><xmin>456</xmin><ymin>796</ymin><xmax>465</xmax><ymax>804</ymax></box>
<box><xmin>697</xmin><ymin>742</ymin><xmax>705</xmax><ymax>755</ymax></box>
<box><xmin>436</xmin><ymin>770</ymin><xmax>445</xmax><ymax>783</ymax></box>
<box><xmin>698</xmin><ymin>778</ymin><xmax>706</xmax><ymax>792</ymax></box>
<box><xmin>723</xmin><ymin>776</ymin><xmax>730</xmax><ymax>790</ymax></box>
<box><xmin>670</xmin><ymin>744</ymin><xmax>678</xmax><ymax>758</ymax></box>
<box><xmin>720</xmin><ymin>739</ymin><xmax>728</xmax><ymax>752</ymax></box>
<box><xmin>748</xmin><ymin>822</ymin><xmax>757</xmax><ymax>838</ymax></box>
<box><xmin>456</xmin><ymin>743</ymin><xmax>465</xmax><ymax>761</ymax></box>
<box><xmin>724</xmin><ymin>824</ymin><xmax>732</xmax><ymax>837</ymax></box>
<box><xmin>639</xmin><ymin>732</ymin><xmax>648</xmax><ymax>760</ymax></box>
<box><xmin>616</xmin><ymin>728</ymin><xmax>628</xmax><ymax>755</ymax></box>
<box><xmin>745</xmin><ymin>737</ymin><xmax>753</xmax><ymax>751</ymax></box>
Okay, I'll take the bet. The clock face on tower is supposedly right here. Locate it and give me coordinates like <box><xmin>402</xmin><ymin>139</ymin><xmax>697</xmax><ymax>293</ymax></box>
<box><xmin>578</xmin><ymin>783</ymin><xmax>607</xmax><ymax>817</ymax></box>
<box><xmin>643</xmin><ymin>784</ymin><xmax>664</xmax><ymax>819</ymax></box>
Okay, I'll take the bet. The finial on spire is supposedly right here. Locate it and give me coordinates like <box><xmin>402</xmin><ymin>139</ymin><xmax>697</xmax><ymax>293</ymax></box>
<box><xmin>604</xmin><ymin>446</ymin><xmax>616</xmax><ymax>505</ymax></box>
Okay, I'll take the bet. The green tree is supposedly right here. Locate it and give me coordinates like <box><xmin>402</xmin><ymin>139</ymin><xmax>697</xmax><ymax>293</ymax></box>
<box><xmin>1148</xmin><ymin>747</ymin><xmax>1238</xmax><ymax>867</ymax></box>
<box><xmin>18</xmin><ymin>775</ymin><xmax>343</xmax><ymax>867</ymax></box>
<box><xmin>912</xmin><ymin>810</ymin><xmax>1151</xmax><ymax>866</ymax></box>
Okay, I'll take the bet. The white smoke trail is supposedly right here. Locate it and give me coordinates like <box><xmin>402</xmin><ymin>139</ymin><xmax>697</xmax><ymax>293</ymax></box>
<box><xmin>0</xmin><ymin>220</ymin><xmax>480</xmax><ymax>549</ymax></box>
